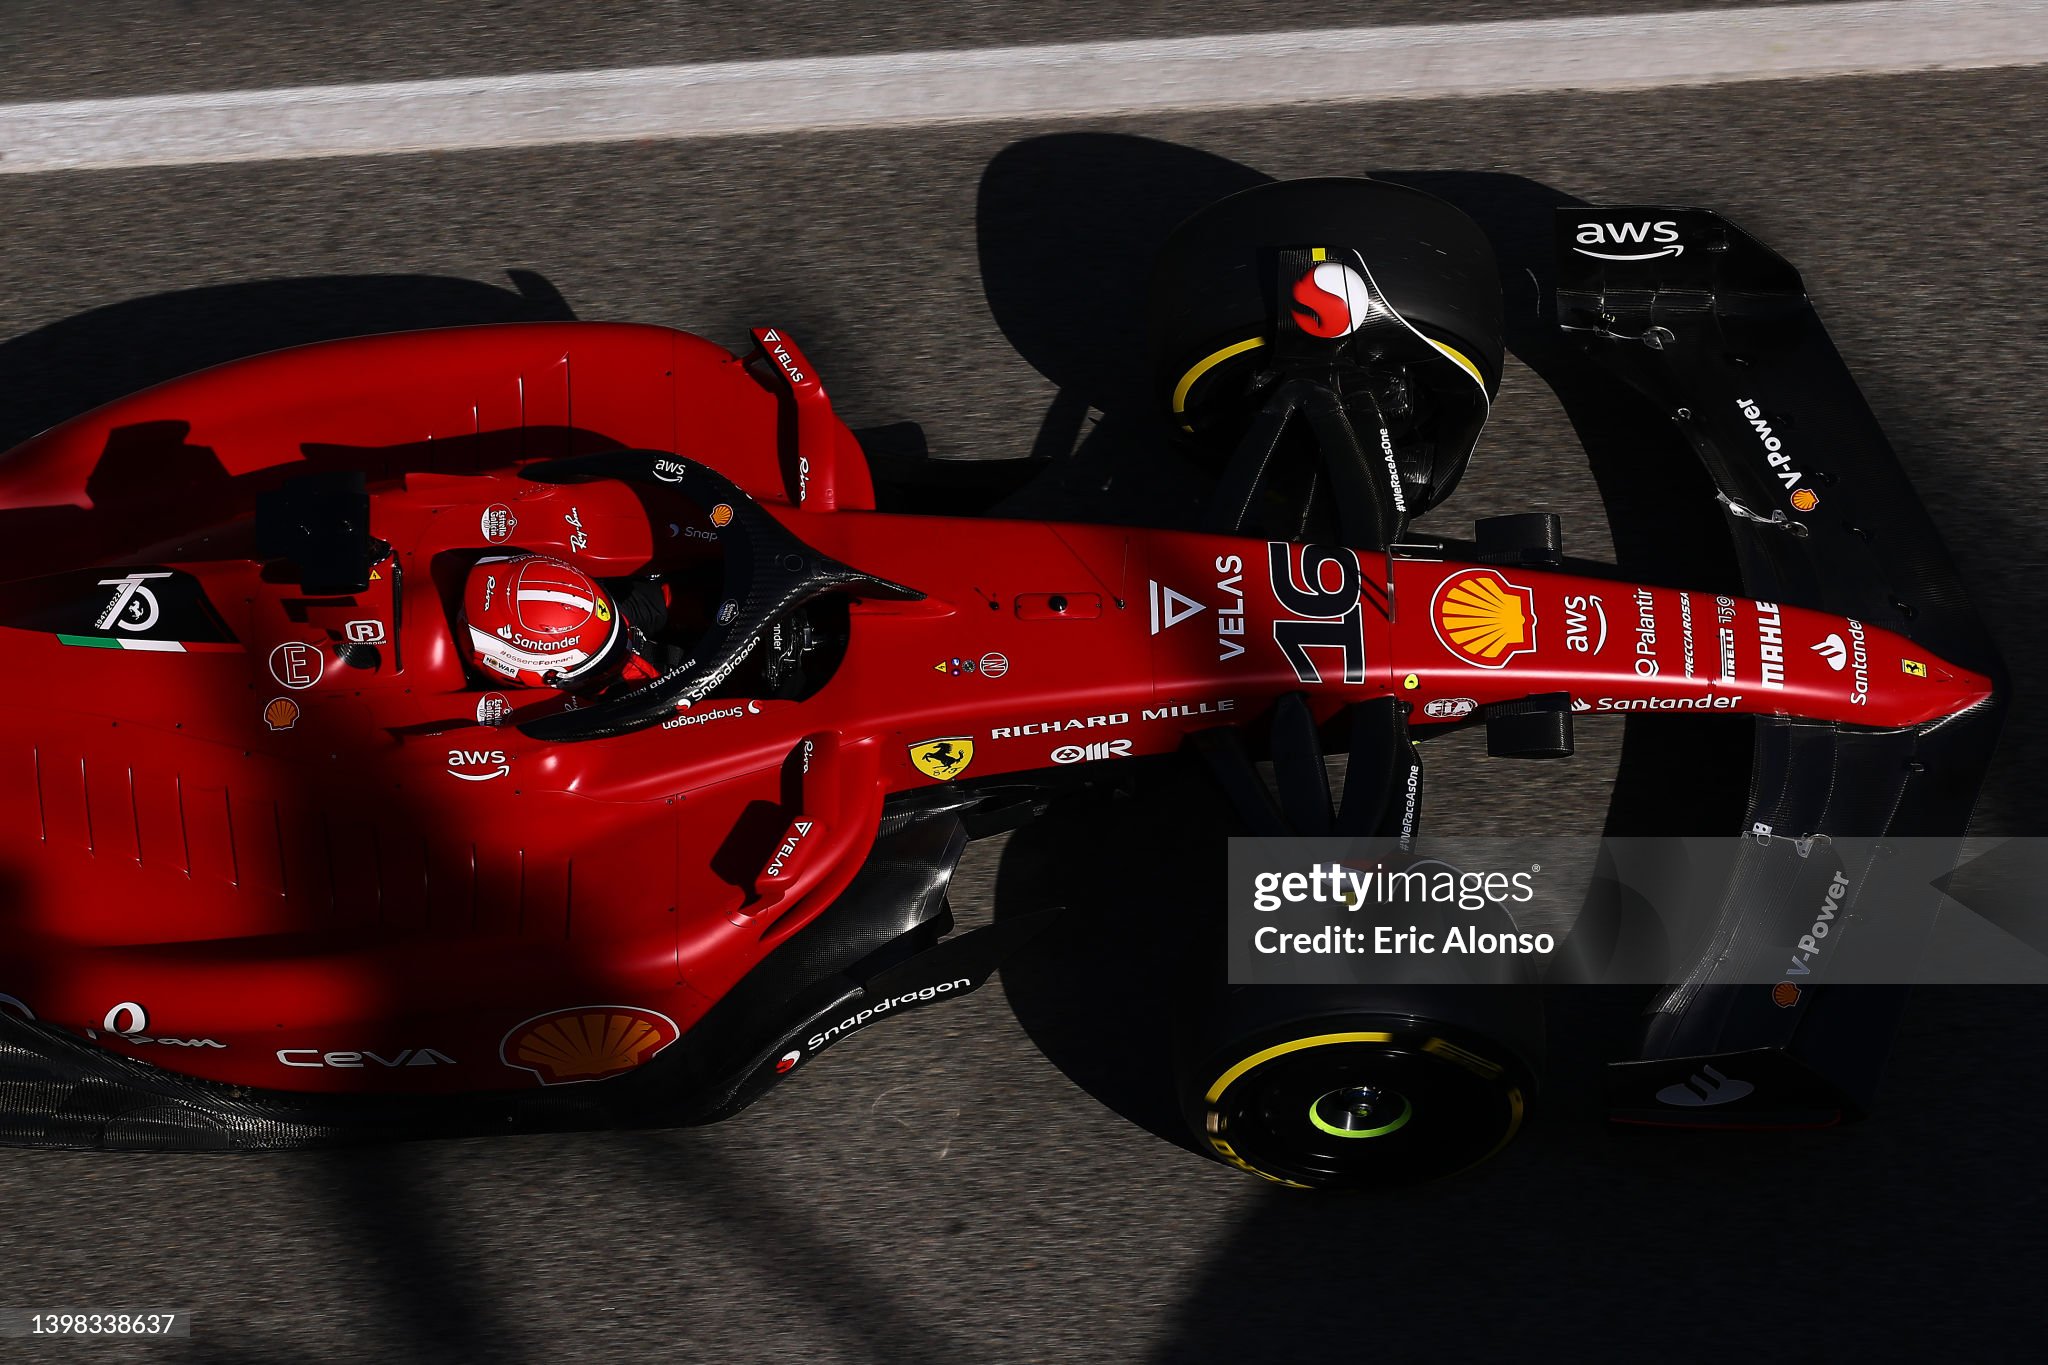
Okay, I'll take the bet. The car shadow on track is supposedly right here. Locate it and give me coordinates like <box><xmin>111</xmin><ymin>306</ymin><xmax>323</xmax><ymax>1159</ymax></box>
<box><xmin>0</xmin><ymin>269</ymin><xmax>578</xmax><ymax>455</ymax></box>
<box><xmin>969</xmin><ymin>131</ymin><xmax>1760</xmax><ymax>1181</ymax></box>
<box><xmin>970</xmin><ymin>133</ymin><xmax>2045</xmax><ymax>1363</ymax></box>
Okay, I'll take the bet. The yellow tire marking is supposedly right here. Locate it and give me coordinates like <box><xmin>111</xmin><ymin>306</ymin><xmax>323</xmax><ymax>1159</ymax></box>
<box><xmin>1204</xmin><ymin>1031</ymin><xmax>1393</xmax><ymax>1104</ymax></box>
<box><xmin>1424</xmin><ymin>1034</ymin><xmax>1504</xmax><ymax>1079</ymax></box>
<box><xmin>1171</xmin><ymin>335</ymin><xmax>1267</xmax><ymax>422</ymax></box>
<box><xmin>1426</xmin><ymin>337</ymin><xmax>1484</xmax><ymax>389</ymax></box>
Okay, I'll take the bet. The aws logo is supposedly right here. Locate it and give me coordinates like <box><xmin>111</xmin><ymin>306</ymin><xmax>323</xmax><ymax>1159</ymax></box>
<box><xmin>1432</xmin><ymin>570</ymin><xmax>1536</xmax><ymax>668</ymax></box>
<box><xmin>1571</xmin><ymin>220</ymin><xmax>1684</xmax><ymax>261</ymax></box>
<box><xmin>1290</xmin><ymin>261</ymin><xmax>1377</xmax><ymax>338</ymax></box>
<box><xmin>447</xmin><ymin>748</ymin><xmax>510</xmax><ymax>781</ymax></box>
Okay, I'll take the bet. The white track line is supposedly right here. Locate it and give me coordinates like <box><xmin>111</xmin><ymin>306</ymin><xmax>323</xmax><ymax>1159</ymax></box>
<box><xmin>1</xmin><ymin>0</ymin><xmax>2043</xmax><ymax>175</ymax></box>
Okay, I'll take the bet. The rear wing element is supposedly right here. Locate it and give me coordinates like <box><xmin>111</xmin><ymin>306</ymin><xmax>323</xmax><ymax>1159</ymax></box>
<box><xmin>1554</xmin><ymin>206</ymin><xmax>2007</xmax><ymax>1127</ymax></box>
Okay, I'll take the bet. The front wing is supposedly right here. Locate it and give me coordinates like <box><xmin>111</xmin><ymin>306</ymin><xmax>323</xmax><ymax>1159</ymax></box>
<box><xmin>1553</xmin><ymin>206</ymin><xmax>2006</xmax><ymax>1125</ymax></box>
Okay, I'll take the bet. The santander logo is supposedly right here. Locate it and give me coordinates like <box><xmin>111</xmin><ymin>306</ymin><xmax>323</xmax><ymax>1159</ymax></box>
<box><xmin>1290</xmin><ymin>262</ymin><xmax>1376</xmax><ymax>338</ymax></box>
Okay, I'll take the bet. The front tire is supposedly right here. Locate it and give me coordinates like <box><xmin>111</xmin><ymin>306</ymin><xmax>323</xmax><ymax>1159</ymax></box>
<box><xmin>1182</xmin><ymin>989</ymin><xmax>1537</xmax><ymax>1188</ymax></box>
<box><xmin>1149</xmin><ymin>177</ymin><xmax>1504</xmax><ymax>518</ymax></box>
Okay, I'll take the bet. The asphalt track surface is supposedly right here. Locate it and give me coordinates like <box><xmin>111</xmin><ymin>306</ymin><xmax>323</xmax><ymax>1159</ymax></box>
<box><xmin>1</xmin><ymin>36</ymin><xmax>2046</xmax><ymax>1365</ymax></box>
<box><xmin>0</xmin><ymin>0</ymin><xmax>1845</xmax><ymax>102</ymax></box>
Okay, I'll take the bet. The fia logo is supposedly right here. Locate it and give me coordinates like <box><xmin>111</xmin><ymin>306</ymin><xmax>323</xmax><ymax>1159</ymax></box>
<box><xmin>1572</xmin><ymin>220</ymin><xmax>1683</xmax><ymax>261</ymax></box>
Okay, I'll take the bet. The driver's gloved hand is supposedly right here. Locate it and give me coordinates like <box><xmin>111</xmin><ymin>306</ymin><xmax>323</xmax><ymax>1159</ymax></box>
<box><xmin>605</xmin><ymin>575</ymin><xmax>673</xmax><ymax>635</ymax></box>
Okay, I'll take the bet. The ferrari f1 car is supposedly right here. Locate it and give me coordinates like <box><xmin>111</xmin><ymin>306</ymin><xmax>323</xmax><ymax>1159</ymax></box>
<box><xmin>0</xmin><ymin>178</ymin><xmax>2003</xmax><ymax>1187</ymax></box>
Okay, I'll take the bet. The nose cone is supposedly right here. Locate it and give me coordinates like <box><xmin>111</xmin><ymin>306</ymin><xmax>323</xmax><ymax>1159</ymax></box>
<box><xmin>1792</xmin><ymin>612</ymin><xmax>1996</xmax><ymax>727</ymax></box>
<box><xmin>1855</xmin><ymin>620</ymin><xmax>1997</xmax><ymax>725</ymax></box>
<box><xmin>1907</xmin><ymin>653</ymin><xmax>1998</xmax><ymax>725</ymax></box>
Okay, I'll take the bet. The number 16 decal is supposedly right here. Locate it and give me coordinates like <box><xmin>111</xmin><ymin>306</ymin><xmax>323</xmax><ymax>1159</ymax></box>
<box><xmin>1267</xmin><ymin>542</ymin><xmax>1366</xmax><ymax>684</ymax></box>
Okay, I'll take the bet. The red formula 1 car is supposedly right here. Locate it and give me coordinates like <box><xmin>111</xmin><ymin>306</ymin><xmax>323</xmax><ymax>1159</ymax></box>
<box><xmin>0</xmin><ymin>179</ymin><xmax>2003</xmax><ymax>1186</ymax></box>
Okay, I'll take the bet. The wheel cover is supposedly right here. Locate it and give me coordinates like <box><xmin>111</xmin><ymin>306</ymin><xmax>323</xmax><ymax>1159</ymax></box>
<box><xmin>1201</xmin><ymin>1026</ymin><xmax>1526</xmax><ymax>1189</ymax></box>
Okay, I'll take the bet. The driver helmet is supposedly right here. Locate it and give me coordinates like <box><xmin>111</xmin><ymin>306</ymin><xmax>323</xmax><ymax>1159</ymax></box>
<box><xmin>462</xmin><ymin>554</ymin><xmax>629</xmax><ymax>689</ymax></box>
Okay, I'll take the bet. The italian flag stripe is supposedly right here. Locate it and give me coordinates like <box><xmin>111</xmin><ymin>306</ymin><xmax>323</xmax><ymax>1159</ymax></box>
<box><xmin>56</xmin><ymin>634</ymin><xmax>188</xmax><ymax>653</ymax></box>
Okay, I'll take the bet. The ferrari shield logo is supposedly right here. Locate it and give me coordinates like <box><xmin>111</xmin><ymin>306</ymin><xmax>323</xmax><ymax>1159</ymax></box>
<box><xmin>908</xmin><ymin>736</ymin><xmax>975</xmax><ymax>781</ymax></box>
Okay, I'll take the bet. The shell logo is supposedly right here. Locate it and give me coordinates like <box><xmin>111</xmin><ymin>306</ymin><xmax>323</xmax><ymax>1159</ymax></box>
<box><xmin>709</xmin><ymin>503</ymin><xmax>735</xmax><ymax>528</ymax></box>
<box><xmin>1771</xmin><ymin>981</ymin><xmax>1802</xmax><ymax>1009</ymax></box>
<box><xmin>500</xmin><ymin>1006</ymin><xmax>681</xmax><ymax>1086</ymax></box>
<box><xmin>263</xmin><ymin>697</ymin><xmax>301</xmax><ymax>731</ymax></box>
<box><xmin>1431</xmin><ymin>569</ymin><xmax>1537</xmax><ymax>668</ymax></box>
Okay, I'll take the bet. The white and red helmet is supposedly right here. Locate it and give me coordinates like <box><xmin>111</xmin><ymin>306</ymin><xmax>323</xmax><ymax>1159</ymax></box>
<box><xmin>462</xmin><ymin>555</ymin><xmax>627</xmax><ymax>689</ymax></box>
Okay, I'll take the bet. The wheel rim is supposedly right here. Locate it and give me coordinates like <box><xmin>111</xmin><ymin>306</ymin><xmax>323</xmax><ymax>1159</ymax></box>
<box><xmin>1201</xmin><ymin>1026</ymin><xmax>1526</xmax><ymax>1189</ymax></box>
<box><xmin>1307</xmin><ymin>1084</ymin><xmax>1412</xmax><ymax>1140</ymax></box>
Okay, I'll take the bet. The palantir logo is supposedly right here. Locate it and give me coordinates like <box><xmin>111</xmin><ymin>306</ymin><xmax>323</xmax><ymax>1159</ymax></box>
<box><xmin>1654</xmin><ymin>1063</ymin><xmax>1755</xmax><ymax>1108</ymax></box>
<box><xmin>1813</xmin><ymin>634</ymin><xmax>1848</xmax><ymax>671</ymax></box>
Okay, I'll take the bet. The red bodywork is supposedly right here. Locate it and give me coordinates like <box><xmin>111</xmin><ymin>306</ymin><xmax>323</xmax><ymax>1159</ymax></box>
<box><xmin>0</xmin><ymin>323</ymin><xmax>1992</xmax><ymax>1095</ymax></box>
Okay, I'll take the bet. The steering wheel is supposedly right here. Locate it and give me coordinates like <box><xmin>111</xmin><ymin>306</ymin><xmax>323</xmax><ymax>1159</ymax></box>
<box><xmin>514</xmin><ymin>451</ymin><xmax>920</xmax><ymax>742</ymax></box>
